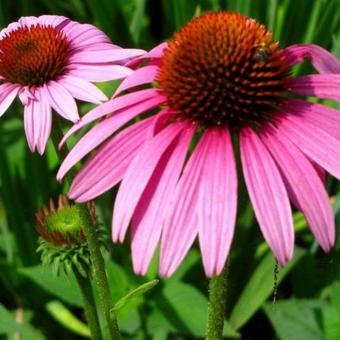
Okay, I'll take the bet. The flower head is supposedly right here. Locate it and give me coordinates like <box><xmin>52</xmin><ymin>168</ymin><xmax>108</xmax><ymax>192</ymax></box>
<box><xmin>36</xmin><ymin>195</ymin><xmax>97</xmax><ymax>277</ymax></box>
<box><xmin>0</xmin><ymin>15</ymin><xmax>144</xmax><ymax>154</ymax></box>
<box><xmin>58</xmin><ymin>11</ymin><xmax>340</xmax><ymax>277</ymax></box>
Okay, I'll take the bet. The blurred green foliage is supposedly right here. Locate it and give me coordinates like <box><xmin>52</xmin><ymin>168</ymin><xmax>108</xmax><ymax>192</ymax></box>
<box><xmin>1</xmin><ymin>0</ymin><xmax>340</xmax><ymax>339</ymax></box>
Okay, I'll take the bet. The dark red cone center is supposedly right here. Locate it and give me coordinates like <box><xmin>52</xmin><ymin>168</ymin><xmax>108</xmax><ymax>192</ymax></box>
<box><xmin>0</xmin><ymin>24</ymin><xmax>70</xmax><ymax>86</ymax></box>
<box><xmin>157</xmin><ymin>12</ymin><xmax>290</xmax><ymax>128</ymax></box>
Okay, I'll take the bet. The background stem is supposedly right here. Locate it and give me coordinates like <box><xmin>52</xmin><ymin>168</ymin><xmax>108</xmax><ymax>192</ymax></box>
<box><xmin>51</xmin><ymin>117</ymin><xmax>121</xmax><ymax>340</ymax></box>
<box><xmin>74</xmin><ymin>270</ymin><xmax>103</xmax><ymax>340</ymax></box>
<box><xmin>206</xmin><ymin>263</ymin><xmax>229</xmax><ymax>340</ymax></box>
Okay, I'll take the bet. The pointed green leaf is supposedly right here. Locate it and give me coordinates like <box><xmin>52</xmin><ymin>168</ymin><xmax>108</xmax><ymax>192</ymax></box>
<box><xmin>229</xmin><ymin>247</ymin><xmax>305</xmax><ymax>330</ymax></box>
<box><xmin>46</xmin><ymin>300</ymin><xmax>90</xmax><ymax>337</ymax></box>
<box><xmin>112</xmin><ymin>279</ymin><xmax>159</xmax><ymax>313</ymax></box>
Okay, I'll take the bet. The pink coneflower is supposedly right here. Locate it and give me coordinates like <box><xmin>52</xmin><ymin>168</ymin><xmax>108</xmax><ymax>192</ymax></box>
<box><xmin>58</xmin><ymin>11</ymin><xmax>340</xmax><ymax>277</ymax></box>
<box><xmin>0</xmin><ymin>15</ymin><xmax>144</xmax><ymax>154</ymax></box>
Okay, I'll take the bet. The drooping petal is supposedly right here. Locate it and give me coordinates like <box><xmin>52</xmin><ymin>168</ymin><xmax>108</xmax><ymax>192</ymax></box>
<box><xmin>68</xmin><ymin>64</ymin><xmax>132</xmax><ymax>82</ymax></box>
<box><xmin>57</xmin><ymin>95</ymin><xmax>165</xmax><ymax>181</ymax></box>
<box><xmin>69</xmin><ymin>48</ymin><xmax>145</xmax><ymax>64</ymax></box>
<box><xmin>35</xmin><ymin>89</ymin><xmax>52</xmax><ymax>154</ymax></box>
<box><xmin>262</xmin><ymin>126</ymin><xmax>335</xmax><ymax>251</ymax></box>
<box><xmin>284</xmin><ymin>99</ymin><xmax>340</xmax><ymax>140</ymax></box>
<box><xmin>44</xmin><ymin>81</ymin><xmax>79</xmax><ymax>122</ymax></box>
<box><xmin>0</xmin><ymin>83</ymin><xmax>20</xmax><ymax>117</ymax></box>
<box><xmin>59</xmin><ymin>89</ymin><xmax>164</xmax><ymax>146</ymax></box>
<box><xmin>23</xmin><ymin>92</ymin><xmax>52</xmax><ymax>154</ymax></box>
<box><xmin>112</xmin><ymin>122</ymin><xmax>187</xmax><ymax>243</ymax></box>
<box><xmin>240</xmin><ymin>127</ymin><xmax>294</xmax><ymax>266</ymax></box>
<box><xmin>126</xmin><ymin>42</ymin><xmax>168</xmax><ymax>68</ymax></box>
<box><xmin>290</xmin><ymin>74</ymin><xmax>340</xmax><ymax>102</ymax></box>
<box><xmin>198</xmin><ymin>128</ymin><xmax>238</xmax><ymax>276</ymax></box>
<box><xmin>114</xmin><ymin>65</ymin><xmax>158</xmax><ymax>97</ymax></box>
<box><xmin>131</xmin><ymin>124</ymin><xmax>195</xmax><ymax>275</ymax></box>
<box><xmin>69</xmin><ymin>116</ymin><xmax>155</xmax><ymax>201</ymax></box>
<box><xmin>160</xmin><ymin>130</ymin><xmax>211</xmax><ymax>277</ymax></box>
<box><xmin>278</xmin><ymin>114</ymin><xmax>340</xmax><ymax>179</ymax></box>
<box><xmin>23</xmin><ymin>102</ymin><xmax>35</xmax><ymax>152</ymax></box>
<box><xmin>284</xmin><ymin>44</ymin><xmax>340</xmax><ymax>73</ymax></box>
<box><xmin>57</xmin><ymin>75</ymin><xmax>108</xmax><ymax>104</ymax></box>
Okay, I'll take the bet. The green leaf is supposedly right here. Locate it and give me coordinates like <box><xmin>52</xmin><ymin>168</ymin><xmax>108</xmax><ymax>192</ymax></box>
<box><xmin>322</xmin><ymin>304</ymin><xmax>340</xmax><ymax>340</ymax></box>
<box><xmin>263</xmin><ymin>299</ymin><xmax>324</xmax><ymax>340</ymax></box>
<box><xmin>19</xmin><ymin>265</ymin><xmax>83</xmax><ymax>307</ymax></box>
<box><xmin>113</xmin><ymin>279</ymin><xmax>159</xmax><ymax>313</ymax></box>
<box><xmin>149</xmin><ymin>281</ymin><xmax>239</xmax><ymax>337</ymax></box>
<box><xmin>0</xmin><ymin>303</ymin><xmax>20</xmax><ymax>334</ymax></box>
<box><xmin>0</xmin><ymin>304</ymin><xmax>46</xmax><ymax>339</ymax></box>
<box><xmin>46</xmin><ymin>300</ymin><xmax>91</xmax><ymax>337</ymax></box>
<box><xmin>229</xmin><ymin>247</ymin><xmax>305</xmax><ymax>330</ymax></box>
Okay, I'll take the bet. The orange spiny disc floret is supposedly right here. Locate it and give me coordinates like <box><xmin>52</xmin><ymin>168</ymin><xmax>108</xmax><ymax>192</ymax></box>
<box><xmin>0</xmin><ymin>25</ymin><xmax>69</xmax><ymax>86</ymax></box>
<box><xmin>156</xmin><ymin>11</ymin><xmax>290</xmax><ymax>128</ymax></box>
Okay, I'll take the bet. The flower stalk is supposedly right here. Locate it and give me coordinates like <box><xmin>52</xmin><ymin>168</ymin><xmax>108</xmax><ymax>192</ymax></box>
<box><xmin>51</xmin><ymin>117</ymin><xmax>121</xmax><ymax>340</ymax></box>
<box><xmin>206</xmin><ymin>263</ymin><xmax>229</xmax><ymax>340</ymax></box>
<box><xmin>73</xmin><ymin>270</ymin><xmax>103</xmax><ymax>340</ymax></box>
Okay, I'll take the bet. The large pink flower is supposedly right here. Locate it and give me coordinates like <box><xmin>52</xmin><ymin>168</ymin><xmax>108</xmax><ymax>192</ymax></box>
<box><xmin>0</xmin><ymin>15</ymin><xmax>144</xmax><ymax>154</ymax></box>
<box><xmin>58</xmin><ymin>12</ymin><xmax>340</xmax><ymax>277</ymax></box>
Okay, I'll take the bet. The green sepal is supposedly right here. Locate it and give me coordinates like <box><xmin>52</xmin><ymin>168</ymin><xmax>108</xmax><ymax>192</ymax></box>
<box><xmin>37</xmin><ymin>237</ymin><xmax>91</xmax><ymax>278</ymax></box>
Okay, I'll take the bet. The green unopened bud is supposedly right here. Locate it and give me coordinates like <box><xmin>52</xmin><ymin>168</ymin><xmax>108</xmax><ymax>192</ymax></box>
<box><xmin>36</xmin><ymin>195</ymin><xmax>97</xmax><ymax>277</ymax></box>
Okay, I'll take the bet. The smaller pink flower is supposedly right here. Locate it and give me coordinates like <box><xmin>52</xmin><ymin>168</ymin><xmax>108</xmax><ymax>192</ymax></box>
<box><xmin>0</xmin><ymin>15</ymin><xmax>144</xmax><ymax>154</ymax></box>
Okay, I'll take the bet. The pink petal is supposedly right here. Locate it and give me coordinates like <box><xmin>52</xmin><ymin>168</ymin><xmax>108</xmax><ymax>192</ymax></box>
<box><xmin>69</xmin><ymin>116</ymin><xmax>155</xmax><ymax>201</ymax></box>
<box><xmin>0</xmin><ymin>22</ymin><xmax>21</xmax><ymax>39</ymax></box>
<box><xmin>35</xmin><ymin>89</ymin><xmax>52</xmax><ymax>154</ymax></box>
<box><xmin>112</xmin><ymin>122</ymin><xmax>187</xmax><ymax>243</ymax></box>
<box><xmin>57</xmin><ymin>95</ymin><xmax>165</xmax><ymax>181</ymax></box>
<box><xmin>68</xmin><ymin>64</ymin><xmax>132</xmax><ymax>82</ymax></box>
<box><xmin>57</xmin><ymin>75</ymin><xmax>107</xmax><ymax>104</ymax></box>
<box><xmin>261</xmin><ymin>126</ymin><xmax>335</xmax><ymax>251</ymax></box>
<box><xmin>131</xmin><ymin>124</ymin><xmax>195</xmax><ymax>275</ymax></box>
<box><xmin>198</xmin><ymin>128</ymin><xmax>238</xmax><ymax>276</ymax></box>
<box><xmin>37</xmin><ymin>15</ymin><xmax>69</xmax><ymax>28</ymax></box>
<box><xmin>277</xmin><ymin>114</ymin><xmax>340</xmax><ymax>179</ymax></box>
<box><xmin>23</xmin><ymin>93</ymin><xmax>52</xmax><ymax>154</ymax></box>
<box><xmin>160</xmin><ymin>130</ymin><xmax>211</xmax><ymax>277</ymax></box>
<box><xmin>126</xmin><ymin>42</ymin><xmax>168</xmax><ymax>68</ymax></box>
<box><xmin>284</xmin><ymin>99</ymin><xmax>340</xmax><ymax>140</ymax></box>
<box><xmin>289</xmin><ymin>74</ymin><xmax>340</xmax><ymax>101</ymax></box>
<box><xmin>284</xmin><ymin>44</ymin><xmax>340</xmax><ymax>73</ymax></box>
<box><xmin>62</xmin><ymin>22</ymin><xmax>111</xmax><ymax>49</ymax></box>
<box><xmin>23</xmin><ymin>102</ymin><xmax>35</xmax><ymax>152</ymax></box>
<box><xmin>0</xmin><ymin>84</ymin><xmax>20</xmax><ymax>117</ymax></box>
<box><xmin>69</xmin><ymin>48</ymin><xmax>145</xmax><ymax>64</ymax></box>
<box><xmin>240</xmin><ymin>127</ymin><xmax>294</xmax><ymax>266</ymax></box>
<box><xmin>18</xmin><ymin>16</ymin><xmax>38</xmax><ymax>26</ymax></box>
<box><xmin>114</xmin><ymin>65</ymin><xmax>158</xmax><ymax>97</ymax></box>
<box><xmin>43</xmin><ymin>82</ymin><xmax>79</xmax><ymax>122</ymax></box>
<box><xmin>59</xmin><ymin>89</ymin><xmax>164</xmax><ymax>146</ymax></box>
<box><xmin>72</xmin><ymin>42</ymin><xmax>119</xmax><ymax>52</ymax></box>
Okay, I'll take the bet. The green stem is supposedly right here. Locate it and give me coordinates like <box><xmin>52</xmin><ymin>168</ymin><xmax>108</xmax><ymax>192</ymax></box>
<box><xmin>74</xmin><ymin>270</ymin><xmax>103</xmax><ymax>340</ymax></box>
<box><xmin>206</xmin><ymin>263</ymin><xmax>229</xmax><ymax>340</ymax></box>
<box><xmin>79</xmin><ymin>205</ymin><xmax>120</xmax><ymax>340</ymax></box>
<box><xmin>51</xmin><ymin>117</ymin><xmax>121</xmax><ymax>340</ymax></box>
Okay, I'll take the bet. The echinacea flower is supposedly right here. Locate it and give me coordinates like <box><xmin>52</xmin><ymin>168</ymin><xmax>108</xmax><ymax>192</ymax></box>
<box><xmin>0</xmin><ymin>15</ymin><xmax>144</xmax><ymax>154</ymax></box>
<box><xmin>58</xmin><ymin>11</ymin><xmax>340</xmax><ymax>277</ymax></box>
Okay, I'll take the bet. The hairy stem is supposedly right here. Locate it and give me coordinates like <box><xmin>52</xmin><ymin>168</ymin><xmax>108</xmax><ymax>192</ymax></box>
<box><xmin>74</xmin><ymin>270</ymin><xmax>103</xmax><ymax>340</ymax></box>
<box><xmin>51</xmin><ymin>117</ymin><xmax>120</xmax><ymax>340</ymax></box>
<box><xmin>206</xmin><ymin>263</ymin><xmax>229</xmax><ymax>340</ymax></box>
